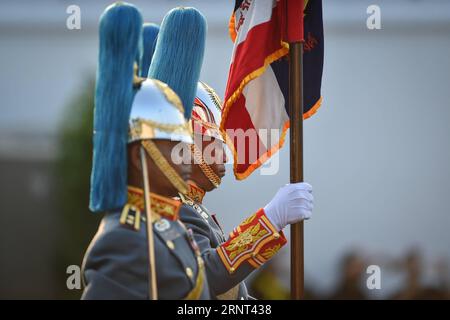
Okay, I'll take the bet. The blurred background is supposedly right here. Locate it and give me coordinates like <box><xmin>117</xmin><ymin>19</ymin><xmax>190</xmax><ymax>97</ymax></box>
<box><xmin>0</xmin><ymin>0</ymin><xmax>449</xmax><ymax>299</ymax></box>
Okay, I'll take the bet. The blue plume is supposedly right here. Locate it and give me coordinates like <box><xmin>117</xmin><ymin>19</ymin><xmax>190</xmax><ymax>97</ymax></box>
<box><xmin>90</xmin><ymin>2</ymin><xmax>143</xmax><ymax>212</ymax></box>
<box><xmin>140</xmin><ymin>23</ymin><xmax>160</xmax><ymax>77</ymax></box>
<box><xmin>148</xmin><ymin>7</ymin><xmax>206</xmax><ymax>119</ymax></box>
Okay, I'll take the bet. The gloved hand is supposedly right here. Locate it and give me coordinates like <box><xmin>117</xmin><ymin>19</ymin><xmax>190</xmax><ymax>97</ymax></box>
<box><xmin>263</xmin><ymin>182</ymin><xmax>313</xmax><ymax>231</ymax></box>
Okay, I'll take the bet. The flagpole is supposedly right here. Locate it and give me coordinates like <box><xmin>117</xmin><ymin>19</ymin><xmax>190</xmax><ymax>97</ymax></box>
<box><xmin>289</xmin><ymin>41</ymin><xmax>304</xmax><ymax>300</ymax></box>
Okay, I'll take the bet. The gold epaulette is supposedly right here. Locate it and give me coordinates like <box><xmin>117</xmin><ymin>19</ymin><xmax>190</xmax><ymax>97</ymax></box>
<box><xmin>119</xmin><ymin>204</ymin><xmax>144</xmax><ymax>231</ymax></box>
<box><xmin>216</xmin><ymin>208</ymin><xmax>287</xmax><ymax>274</ymax></box>
<box><xmin>119</xmin><ymin>203</ymin><xmax>160</xmax><ymax>231</ymax></box>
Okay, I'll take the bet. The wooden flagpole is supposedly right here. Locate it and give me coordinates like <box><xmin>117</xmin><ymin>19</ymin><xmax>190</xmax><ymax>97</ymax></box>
<box><xmin>289</xmin><ymin>42</ymin><xmax>304</xmax><ymax>300</ymax></box>
<box><xmin>288</xmin><ymin>0</ymin><xmax>305</xmax><ymax>300</ymax></box>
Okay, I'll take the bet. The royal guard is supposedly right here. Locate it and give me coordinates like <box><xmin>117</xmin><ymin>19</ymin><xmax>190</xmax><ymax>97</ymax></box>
<box><xmin>177</xmin><ymin>82</ymin><xmax>315</xmax><ymax>299</ymax></box>
<box><xmin>82</xmin><ymin>3</ymin><xmax>209</xmax><ymax>299</ymax></box>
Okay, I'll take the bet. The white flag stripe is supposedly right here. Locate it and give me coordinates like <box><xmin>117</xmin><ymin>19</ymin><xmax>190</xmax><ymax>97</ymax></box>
<box><xmin>242</xmin><ymin>65</ymin><xmax>288</xmax><ymax>149</ymax></box>
<box><xmin>231</xmin><ymin>0</ymin><xmax>275</xmax><ymax>61</ymax></box>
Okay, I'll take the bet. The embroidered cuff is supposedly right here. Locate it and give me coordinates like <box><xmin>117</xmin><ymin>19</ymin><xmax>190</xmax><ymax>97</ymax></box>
<box><xmin>216</xmin><ymin>208</ymin><xmax>287</xmax><ymax>274</ymax></box>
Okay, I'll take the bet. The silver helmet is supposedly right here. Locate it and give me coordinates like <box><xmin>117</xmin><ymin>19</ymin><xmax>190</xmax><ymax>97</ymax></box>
<box><xmin>129</xmin><ymin>79</ymin><xmax>193</xmax><ymax>144</ymax></box>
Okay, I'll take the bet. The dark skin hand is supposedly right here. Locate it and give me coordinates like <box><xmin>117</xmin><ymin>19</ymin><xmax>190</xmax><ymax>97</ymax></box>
<box><xmin>190</xmin><ymin>136</ymin><xmax>227</xmax><ymax>192</ymax></box>
<box><xmin>127</xmin><ymin>140</ymin><xmax>192</xmax><ymax>198</ymax></box>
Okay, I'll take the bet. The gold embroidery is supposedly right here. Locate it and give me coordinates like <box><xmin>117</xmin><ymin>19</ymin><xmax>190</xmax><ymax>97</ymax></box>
<box><xmin>186</xmin><ymin>181</ymin><xmax>206</xmax><ymax>204</ymax></box>
<box><xmin>216</xmin><ymin>209</ymin><xmax>288</xmax><ymax>274</ymax></box>
<box><xmin>225</xmin><ymin>224</ymin><xmax>268</xmax><ymax>261</ymax></box>
<box><xmin>248</xmin><ymin>259</ymin><xmax>260</xmax><ymax>269</ymax></box>
<box><xmin>127</xmin><ymin>186</ymin><xmax>180</xmax><ymax>221</ymax></box>
<box><xmin>240</xmin><ymin>213</ymin><xmax>257</xmax><ymax>226</ymax></box>
<box><xmin>260</xmin><ymin>244</ymin><xmax>282</xmax><ymax>260</ymax></box>
<box><xmin>127</xmin><ymin>187</ymin><xmax>145</xmax><ymax>210</ymax></box>
<box><xmin>152</xmin><ymin>199</ymin><xmax>177</xmax><ymax>218</ymax></box>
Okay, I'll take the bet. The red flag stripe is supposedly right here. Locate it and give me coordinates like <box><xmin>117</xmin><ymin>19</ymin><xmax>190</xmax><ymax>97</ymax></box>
<box><xmin>224</xmin><ymin>4</ymin><xmax>287</xmax><ymax>111</ymax></box>
<box><xmin>222</xmin><ymin>0</ymin><xmax>322</xmax><ymax>180</ymax></box>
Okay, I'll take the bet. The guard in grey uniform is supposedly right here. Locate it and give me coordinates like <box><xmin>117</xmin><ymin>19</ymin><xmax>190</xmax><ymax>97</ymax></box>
<box><xmin>176</xmin><ymin>82</ymin><xmax>315</xmax><ymax>300</ymax></box>
<box><xmin>81</xmin><ymin>3</ymin><xmax>209</xmax><ymax>300</ymax></box>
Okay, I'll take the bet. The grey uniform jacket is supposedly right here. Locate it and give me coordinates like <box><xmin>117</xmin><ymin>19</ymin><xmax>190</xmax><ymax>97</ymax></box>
<box><xmin>179</xmin><ymin>200</ymin><xmax>253</xmax><ymax>300</ymax></box>
<box><xmin>81</xmin><ymin>209</ymin><xmax>210</xmax><ymax>300</ymax></box>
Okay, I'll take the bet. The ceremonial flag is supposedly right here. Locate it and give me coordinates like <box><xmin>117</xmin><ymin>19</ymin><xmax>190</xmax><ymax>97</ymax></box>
<box><xmin>221</xmin><ymin>0</ymin><xmax>324</xmax><ymax>180</ymax></box>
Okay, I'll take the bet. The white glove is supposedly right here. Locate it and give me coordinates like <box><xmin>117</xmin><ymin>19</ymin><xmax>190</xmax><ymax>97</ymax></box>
<box><xmin>263</xmin><ymin>182</ymin><xmax>313</xmax><ymax>231</ymax></box>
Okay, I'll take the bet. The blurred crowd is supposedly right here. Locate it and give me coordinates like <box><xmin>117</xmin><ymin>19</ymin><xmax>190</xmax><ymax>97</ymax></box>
<box><xmin>249</xmin><ymin>248</ymin><xmax>450</xmax><ymax>300</ymax></box>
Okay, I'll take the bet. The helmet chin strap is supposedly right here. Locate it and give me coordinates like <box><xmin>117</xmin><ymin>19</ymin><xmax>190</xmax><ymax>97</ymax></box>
<box><xmin>191</xmin><ymin>143</ymin><xmax>221</xmax><ymax>189</ymax></box>
<box><xmin>141</xmin><ymin>139</ymin><xmax>188</xmax><ymax>195</ymax></box>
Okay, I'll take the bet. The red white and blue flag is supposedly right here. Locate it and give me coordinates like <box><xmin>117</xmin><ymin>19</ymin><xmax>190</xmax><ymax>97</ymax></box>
<box><xmin>221</xmin><ymin>0</ymin><xmax>324</xmax><ymax>180</ymax></box>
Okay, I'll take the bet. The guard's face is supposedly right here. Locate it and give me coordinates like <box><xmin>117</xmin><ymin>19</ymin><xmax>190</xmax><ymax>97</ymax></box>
<box><xmin>191</xmin><ymin>136</ymin><xmax>227</xmax><ymax>191</ymax></box>
<box><xmin>146</xmin><ymin>140</ymin><xmax>192</xmax><ymax>197</ymax></box>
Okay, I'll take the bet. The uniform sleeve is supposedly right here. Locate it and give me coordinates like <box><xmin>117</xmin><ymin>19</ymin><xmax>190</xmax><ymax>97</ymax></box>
<box><xmin>81</xmin><ymin>225</ymin><xmax>148</xmax><ymax>300</ymax></box>
<box><xmin>179</xmin><ymin>206</ymin><xmax>287</xmax><ymax>297</ymax></box>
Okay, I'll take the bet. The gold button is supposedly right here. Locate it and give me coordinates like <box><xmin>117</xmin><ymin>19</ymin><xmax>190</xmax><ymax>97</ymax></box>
<box><xmin>185</xmin><ymin>267</ymin><xmax>193</xmax><ymax>279</ymax></box>
<box><xmin>273</xmin><ymin>233</ymin><xmax>280</xmax><ymax>239</ymax></box>
<box><xmin>166</xmin><ymin>240</ymin><xmax>175</xmax><ymax>250</ymax></box>
<box><xmin>229</xmin><ymin>267</ymin><xmax>235</xmax><ymax>274</ymax></box>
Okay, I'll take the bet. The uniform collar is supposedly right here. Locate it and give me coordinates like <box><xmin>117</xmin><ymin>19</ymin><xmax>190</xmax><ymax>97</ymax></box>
<box><xmin>185</xmin><ymin>181</ymin><xmax>206</xmax><ymax>204</ymax></box>
<box><xmin>127</xmin><ymin>186</ymin><xmax>180</xmax><ymax>221</ymax></box>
